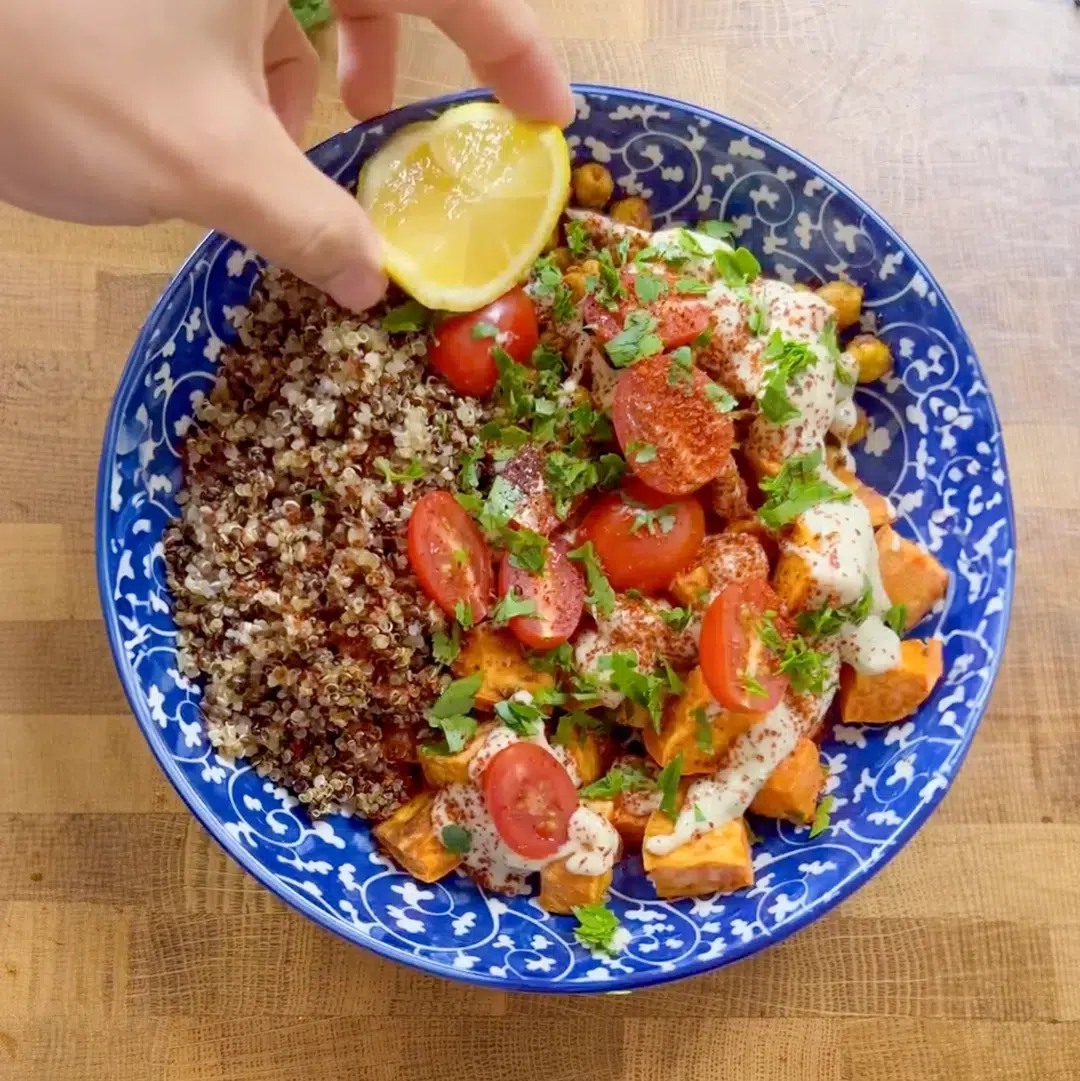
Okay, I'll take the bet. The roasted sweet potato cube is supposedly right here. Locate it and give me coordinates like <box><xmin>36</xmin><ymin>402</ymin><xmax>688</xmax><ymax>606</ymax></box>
<box><xmin>749</xmin><ymin>737</ymin><xmax>825</xmax><ymax>823</ymax></box>
<box><xmin>708</xmin><ymin>454</ymin><xmax>752</xmax><ymax>523</ymax></box>
<box><xmin>839</xmin><ymin>638</ymin><xmax>944</xmax><ymax>724</ymax></box>
<box><xmin>373</xmin><ymin>791</ymin><xmax>461</xmax><ymax>884</ymax></box>
<box><xmin>555</xmin><ymin>731</ymin><xmax>610</xmax><ymax>787</ymax></box>
<box><xmin>611</xmin><ymin>797</ymin><xmax>653</xmax><ymax>849</ymax></box>
<box><xmin>875</xmin><ymin>524</ymin><xmax>950</xmax><ymax>630</ymax></box>
<box><xmin>670</xmin><ymin>534</ymin><xmax>771</xmax><ymax>610</ymax></box>
<box><xmin>420</xmin><ymin>722</ymin><xmax>494</xmax><ymax>787</ymax></box>
<box><xmin>538</xmin><ymin>859</ymin><xmax>613</xmax><ymax>914</ymax></box>
<box><xmin>828</xmin><ymin>463</ymin><xmax>893</xmax><ymax>528</ymax></box>
<box><xmin>644</xmin><ymin>666</ymin><xmax>758</xmax><ymax>773</ymax></box>
<box><xmin>669</xmin><ymin>564</ymin><xmax>711</xmax><ymax>610</ymax></box>
<box><xmin>643</xmin><ymin>807</ymin><xmax>754</xmax><ymax>899</ymax></box>
<box><xmin>452</xmin><ymin>625</ymin><xmax>554</xmax><ymax>709</ymax></box>
<box><xmin>772</xmin><ymin>551</ymin><xmax>813</xmax><ymax>612</ymax></box>
<box><xmin>725</xmin><ymin>518</ymin><xmax>779</xmax><ymax>567</ymax></box>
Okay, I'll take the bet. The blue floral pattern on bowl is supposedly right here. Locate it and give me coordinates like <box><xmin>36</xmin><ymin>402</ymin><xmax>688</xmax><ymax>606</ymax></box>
<box><xmin>96</xmin><ymin>85</ymin><xmax>1015</xmax><ymax>992</ymax></box>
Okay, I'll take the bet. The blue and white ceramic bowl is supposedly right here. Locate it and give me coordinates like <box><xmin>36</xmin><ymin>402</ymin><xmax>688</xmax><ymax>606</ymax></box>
<box><xmin>96</xmin><ymin>85</ymin><xmax>1015</xmax><ymax>992</ymax></box>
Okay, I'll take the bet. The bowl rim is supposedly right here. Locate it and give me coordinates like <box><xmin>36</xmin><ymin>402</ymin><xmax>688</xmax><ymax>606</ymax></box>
<box><xmin>95</xmin><ymin>82</ymin><xmax>1017</xmax><ymax>993</ymax></box>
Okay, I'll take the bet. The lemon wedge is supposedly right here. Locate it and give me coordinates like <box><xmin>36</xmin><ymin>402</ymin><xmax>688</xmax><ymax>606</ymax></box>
<box><xmin>357</xmin><ymin>102</ymin><xmax>570</xmax><ymax>312</ymax></box>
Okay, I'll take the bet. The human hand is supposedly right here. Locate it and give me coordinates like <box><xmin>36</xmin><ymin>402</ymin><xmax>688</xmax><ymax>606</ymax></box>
<box><xmin>0</xmin><ymin>0</ymin><xmax>574</xmax><ymax>311</ymax></box>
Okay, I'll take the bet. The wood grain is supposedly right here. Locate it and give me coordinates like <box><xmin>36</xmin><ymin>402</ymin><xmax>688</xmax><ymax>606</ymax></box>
<box><xmin>1</xmin><ymin>1</ymin><xmax>1078</xmax><ymax>1077</ymax></box>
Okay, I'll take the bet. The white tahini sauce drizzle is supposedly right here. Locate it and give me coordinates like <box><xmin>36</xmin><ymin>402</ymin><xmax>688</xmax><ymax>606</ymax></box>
<box><xmin>644</xmin><ymin>701</ymin><xmax>801</xmax><ymax>857</ymax></box>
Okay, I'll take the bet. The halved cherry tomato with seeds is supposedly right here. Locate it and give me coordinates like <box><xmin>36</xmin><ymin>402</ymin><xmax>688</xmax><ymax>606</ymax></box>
<box><xmin>613</xmin><ymin>351</ymin><xmax>735</xmax><ymax>495</ymax></box>
<box><xmin>428</xmin><ymin>287</ymin><xmax>539</xmax><ymax>397</ymax></box>
<box><xmin>484</xmin><ymin>742</ymin><xmax>579</xmax><ymax>859</ymax></box>
<box><xmin>407</xmin><ymin>490</ymin><xmax>493</xmax><ymax>623</ymax></box>
<box><xmin>581</xmin><ymin>478</ymin><xmax>705</xmax><ymax>593</ymax></box>
<box><xmin>699</xmin><ymin>579</ymin><xmax>788</xmax><ymax>713</ymax></box>
<box><xmin>498</xmin><ymin>546</ymin><xmax>585</xmax><ymax>649</ymax></box>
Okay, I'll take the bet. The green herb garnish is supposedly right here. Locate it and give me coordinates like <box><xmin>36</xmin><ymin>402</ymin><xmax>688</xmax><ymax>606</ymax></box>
<box><xmin>432</xmin><ymin>624</ymin><xmax>461</xmax><ymax>666</ymax></box>
<box><xmin>693</xmin><ymin>706</ymin><xmax>713</xmax><ymax>752</ymax></box>
<box><xmin>883</xmin><ymin>603</ymin><xmax>907</xmax><ymax>635</ymax></box>
<box><xmin>490</xmin><ymin>588</ymin><xmax>537</xmax><ymax>626</ymax></box>
<box><xmin>713</xmin><ymin>246</ymin><xmax>761</xmax><ymax>287</ymax></box>
<box><xmin>757</xmin><ymin>448</ymin><xmax>851</xmax><ymax>529</ymax></box>
<box><xmin>373</xmin><ymin>457</ymin><xmax>425</xmax><ymax>485</ymax></box>
<box><xmin>635</xmin><ymin>272</ymin><xmax>668</xmax><ymax>304</ymax></box>
<box><xmin>626</xmin><ymin>441</ymin><xmax>657</xmax><ymax>464</ymax></box>
<box><xmin>573</xmin><ymin>903</ymin><xmax>623</xmax><ymax>955</ymax></box>
<box><xmin>661</xmin><ymin>606</ymin><xmax>693</xmax><ymax>633</ymax></box>
<box><xmin>797</xmin><ymin>582</ymin><xmax>874</xmax><ymax>639</ymax></box>
<box><xmin>657</xmin><ymin>753</ymin><xmax>684</xmax><ymax>818</ymax></box>
<box><xmin>809</xmin><ymin>795</ymin><xmax>834</xmax><ymax>838</ymax></box>
<box><xmin>580</xmin><ymin>763</ymin><xmax>656</xmax><ymax>799</ymax></box>
<box><xmin>567</xmin><ymin>541</ymin><xmax>616</xmax><ymax>618</ymax></box>
<box><xmin>565</xmin><ymin>219</ymin><xmax>592</xmax><ymax>258</ymax></box>
<box><xmin>705</xmin><ymin>381</ymin><xmax>738</xmax><ymax>412</ymax></box>
<box><xmin>494</xmin><ymin>695</ymin><xmax>544</xmax><ymax>737</ymax></box>
<box><xmin>472</xmin><ymin>321</ymin><xmax>499</xmax><ymax>340</ymax></box>
<box><xmin>757</xmin><ymin>330</ymin><xmax>819</xmax><ymax>424</ymax></box>
<box><xmin>553</xmin><ymin>710</ymin><xmax>604</xmax><ymax>748</ymax></box>
<box><xmin>380</xmin><ymin>299</ymin><xmax>431</xmax><ymax>333</ymax></box>
<box><xmin>697</xmin><ymin>219</ymin><xmax>737</xmax><ymax>240</ymax></box>
<box><xmin>676</xmin><ymin>277</ymin><xmax>710</xmax><ymax>295</ymax></box>
<box><xmin>605</xmin><ymin>310</ymin><xmax>664</xmax><ymax>367</ymax></box>
<box><xmin>440</xmin><ymin>824</ymin><xmax>472</xmax><ymax>854</ymax></box>
<box><xmin>453</xmin><ymin>599</ymin><xmax>474</xmax><ymax>631</ymax></box>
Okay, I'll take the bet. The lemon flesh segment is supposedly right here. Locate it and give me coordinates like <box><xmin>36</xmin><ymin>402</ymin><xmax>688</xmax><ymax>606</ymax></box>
<box><xmin>358</xmin><ymin>103</ymin><xmax>570</xmax><ymax>312</ymax></box>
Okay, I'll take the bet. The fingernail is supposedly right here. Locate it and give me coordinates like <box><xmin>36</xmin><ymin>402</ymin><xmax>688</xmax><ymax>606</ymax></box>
<box><xmin>325</xmin><ymin>267</ymin><xmax>388</xmax><ymax>313</ymax></box>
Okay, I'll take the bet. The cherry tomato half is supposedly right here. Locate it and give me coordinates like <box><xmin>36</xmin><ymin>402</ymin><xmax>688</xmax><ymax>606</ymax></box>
<box><xmin>428</xmin><ymin>287</ymin><xmax>539</xmax><ymax>397</ymax></box>
<box><xmin>483</xmin><ymin>742</ymin><xmax>579</xmax><ymax>859</ymax></box>
<box><xmin>498</xmin><ymin>544</ymin><xmax>585</xmax><ymax>649</ymax></box>
<box><xmin>613</xmin><ymin>351</ymin><xmax>734</xmax><ymax>495</ymax></box>
<box><xmin>580</xmin><ymin>269</ymin><xmax>711</xmax><ymax>350</ymax></box>
<box><xmin>581</xmin><ymin>477</ymin><xmax>705</xmax><ymax>593</ymax></box>
<box><xmin>699</xmin><ymin>579</ymin><xmax>788</xmax><ymax>713</ymax></box>
<box><xmin>407</xmin><ymin>490</ymin><xmax>493</xmax><ymax>622</ymax></box>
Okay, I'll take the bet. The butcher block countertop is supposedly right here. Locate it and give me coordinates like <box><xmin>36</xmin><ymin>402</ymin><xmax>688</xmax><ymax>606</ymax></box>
<box><xmin>0</xmin><ymin>1</ymin><xmax>1078</xmax><ymax>1077</ymax></box>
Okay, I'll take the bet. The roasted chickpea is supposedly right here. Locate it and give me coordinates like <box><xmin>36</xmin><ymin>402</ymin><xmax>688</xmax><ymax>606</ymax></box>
<box><xmin>848</xmin><ymin>335</ymin><xmax>893</xmax><ymax>384</ymax></box>
<box><xmin>610</xmin><ymin>195</ymin><xmax>652</xmax><ymax>231</ymax></box>
<box><xmin>571</xmin><ymin>162</ymin><xmax>615</xmax><ymax>209</ymax></box>
<box><xmin>816</xmin><ymin>280</ymin><xmax>863</xmax><ymax>330</ymax></box>
<box><xmin>549</xmin><ymin>246</ymin><xmax>573</xmax><ymax>272</ymax></box>
<box><xmin>564</xmin><ymin>257</ymin><xmax>601</xmax><ymax>301</ymax></box>
<box><xmin>847</xmin><ymin>405</ymin><xmax>869</xmax><ymax>444</ymax></box>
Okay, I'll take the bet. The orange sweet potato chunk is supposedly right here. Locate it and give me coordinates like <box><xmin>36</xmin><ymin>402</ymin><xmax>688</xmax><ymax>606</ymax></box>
<box><xmin>538</xmin><ymin>859</ymin><xmax>613</xmax><ymax>914</ymax></box>
<box><xmin>838</xmin><ymin>638</ymin><xmax>944</xmax><ymax>724</ymax></box>
<box><xmin>749</xmin><ymin>737</ymin><xmax>825</xmax><ymax>823</ymax></box>
<box><xmin>373</xmin><ymin>791</ymin><xmax>461</xmax><ymax>884</ymax></box>
<box><xmin>644</xmin><ymin>666</ymin><xmax>758</xmax><ymax>774</ymax></box>
<box><xmin>875</xmin><ymin>524</ymin><xmax>950</xmax><ymax>631</ymax></box>
<box><xmin>832</xmin><ymin>464</ymin><xmax>893</xmax><ymax>528</ymax></box>
<box><xmin>420</xmin><ymin>722</ymin><xmax>494</xmax><ymax>788</ymax></box>
<box><xmin>562</xmin><ymin>731</ymin><xmax>611</xmax><ymax>787</ymax></box>
<box><xmin>643</xmin><ymin>806</ymin><xmax>754</xmax><ymax>899</ymax></box>
<box><xmin>452</xmin><ymin>625</ymin><xmax>554</xmax><ymax>708</ymax></box>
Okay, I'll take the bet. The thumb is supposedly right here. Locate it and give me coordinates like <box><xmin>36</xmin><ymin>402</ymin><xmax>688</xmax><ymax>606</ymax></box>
<box><xmin>192</xmin><ymin>110</ymin><xmax>387</xmax><ymax>313</ymax></box>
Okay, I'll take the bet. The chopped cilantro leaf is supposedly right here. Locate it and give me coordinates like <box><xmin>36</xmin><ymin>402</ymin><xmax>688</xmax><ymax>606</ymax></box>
<box><xmin>453</xmin><ymin>548</ymin><xmax>469</xmax><ymax>566</ymax></box>
<box><xmin>472</xmin><ymin>321</ymin><xmax>499</xmax><ymax>340</ymax></box>
<box><xmin>531</xmin><ymin>342</ymin><xmax>565</xmax><ymax>374</ymax></box>
<box><xmin>478</xmin><ymin>474</ymin><xmax>523</xmax><ymax>534</ymax></box>
<box><xmin>457</xmin><ymin>445</ymin><xmax>483</xmax><ymax>491</ymax></box>
<box><xmin>742</xmin><ymin>672</ymin><xmax>768</xmax><ymax>699</ymax></box>
<box><xmin>432</xmin><ymin>624</ymin><xmax>461</xmax><ymax>667</ymax></box>
<box><xmin>757</xmin><ymin>616</ymin><xmax>832</xmax><ymax>695</ymax></box>
<box><xmin>565</xmin><ymin>219</ymin><xmax>592</xmax><ymax>258</ymax></box>
<box><xmin>573</xmin><ymin>903</ymin><xmax>622</xmax><ymax>955</ymax></box>
<box><xmin>662</xmin><ymin>658</ymin><xmax>684</xmax><ymax>694</ymax></box>
<box><xmin>430</xmin><ymin>673</ymin><xmax>483</xmax><ymax>720</ymax></box>
<box><xmin>596</xmin><ymin>453</ymin><xmax>627</xmax><ymax>488</ymax></box>
<box><xmin>693</xmin><ymin>705</ymin><xmax>713</xmax><ymax>751</ymax></box>
<box><xmin>692</xmin><ymin>325</ymin><xmax>714</xmax><ymax>349</ymax></box>
<box><xmin>580</xmin><ymin>763</ymin><xmax>656</xmax><ymax>799</ymax></box>
<box><xmin>597</xmin><ymin>651</ymin><xmax>672</xmax><ymax>728</ymax></box>
<box><xmin>634</xmin><ymin>271</ymin><xmax>668</xmax><ymax>304</ymax></box>
<box><xmin>657</xmin><ymin>753</ymin><xmax>683</xmax><ymax>818</ymax></box>
<box><xmin>494</xmin><ymin>695</ymin><xmax>544</xmax><ymax>736</ymax></box>
<box><xmin>440</xmin><ymin>824</ymin><xmax>472</xmax><ymax>854</ymax></box>
<box><xmin>705</xmin><ymin>381</ymin><xmax>738</xmax><ymax>412</ymax></box>
<box><xmin>615</xmin><ymin>236</ymin><xmax>631</xmax><ymax>266</ymax></box>
<box><xmin>605</xmin><ymin>310</ymin><xmax>664</xmax><ymax>368</ymax></box>
<box><xmin>622</xmin><ymin>493</ymin><xmax>677</xmax><ymax>536</ymax></box>
<box><xmin>757</xmin><ymin>330</ymin><xmax>820</xmax><ymax>424</ymax></box>
<box><xmin>595</xmin><ymin>249</ymin><xmax>625</xmax><ymax>308</ymax></box>
<box><xmin>553</xmin><ymin>710</ymin><xmax>604</xmax><ymax>748</ymax></box>
<box><xmin>661</xmin><ymin>606</ymin><xmax>693</xmax><ymax>633</ymax></box>
<box><xmin>693</xmin><ymin>802</ymin><xmax>707</xmax><ymax>824</ymax></box>
<box><xmin>747</xmin><ymin>299</ymin><xmax>769</xmax><ymax>336</ymax></box>
<box><xmin>797</xmin><ymin>582</ymin><xmax>874</xmax><ymax>639</ymax></box>
<box><xmin>666</xmin><ymin>345</ymin><xmax>694</xmax><ymax>391</ymax></box>
<box><xmin>883</xmin><ymin>603</ymin><xmax>908</xmax><ymax>635</ymax></box>
<box><xmin>373</xmin><ymin>457</ymin><xmax>425</xmax><ymax>485</ymax></box>
<box><xmin>626</xmin><ymin>441</ymin><xmax>657</xmax><ymax>464</ymax></box>
<box><xmin>380</xmin><ymin>299</ymin><xmax>432</xmax><ymax>333</ymax></box>
<box><xmin>453</xmin><ymin>599</ymin><xmax>474</xmax><ymax>630</ymax></box>
<box><xmin>809</xmin><ymin>795</ymin><xmax>834</xmax><ymax>838</ymax></box>
<box><xmin>490</xmin><ymin>587</ymin><xmax>537</xmax><ymax>626</ymax></box>
<box><xmin>677</xmin><ymin>229</ymin><xmax>708</xmax><ymax>257</ymax></box>
<box><xmin>291</xmin><ymin>0</ymin><xmax>332</xmax><ymax>31</ymax></box>
<box><xmin>713</xmin><ymin>246</ymin><xmax>761</xmax><ymax>286</ymax></box>
<box><xmin>545</xmin><ymin>451</ymin><xmax>598</xmax><ymax>517</ymax></box>
<box><xmin>567</xmin><ymin>541</ymin><xmax>616</xmax><ymax>617</ymax></box>
<box><xmin>676</xmin><ymin>277</ymin><xmax>710</xmax><ymax>295</ymax></box>
<box><xmin>697</xmin><ymin>219</ymin><xmax>737</xmax><ymax>239</ymax></box>
<box><xmin>505</xmin><ymin>528</ymin><xmax>548</xmax><ymax>574</ymax></box>
<box><xmin>757</xmin><ymin>448</ymin><xmax>851</xmax><ymax>528</ymax></box>
<box><xmin>527</xmin><ymin>642</ymin><xmax>574</xmax><ymax>674</ymax></box>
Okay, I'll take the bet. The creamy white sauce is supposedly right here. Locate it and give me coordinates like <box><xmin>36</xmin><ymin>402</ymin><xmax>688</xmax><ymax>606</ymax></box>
<box><xmin>644</xmin><ymin>701</ymin><xmax>801</xmax><ymax>857</ymax></box>
<box><xmin>836</xmin><ymin>613</ymin><xmax>901</xmax><ymax>675</ymax></box>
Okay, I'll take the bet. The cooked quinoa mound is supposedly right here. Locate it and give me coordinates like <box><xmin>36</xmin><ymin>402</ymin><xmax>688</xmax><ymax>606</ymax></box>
<box><xmin>165</xmin><ymin>269</ymin><xmax>489</xmax><ymax>819</ymax></box>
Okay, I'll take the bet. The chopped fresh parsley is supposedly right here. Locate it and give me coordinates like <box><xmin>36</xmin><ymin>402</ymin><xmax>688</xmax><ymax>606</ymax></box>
<box><xmin>713</xmin><ymin>246</ymin><xmax>761</xmax><ymax>287</ymax></box>
<box><xmin>477</xmin><ymin>474</ymin><xmax>523</xmax><ymax>534</ymax></box>
<box><xmin>303</xmin><ymin>488</ymin><xmax>328</xmax><ymax>504</ymax></box>
<box><xmin>693</xmin><ymin>706</ymin><xmax>713</xmax><ymax>752</ymax></box>
<box><xmin>677</xmin><ymin>229</ymin><xmax>708</xmax><ymax>257</ymax></box>
<box><xmin>453</xmin><ymin>599</ymin><xmax>475</xmax><ymax>630</ymax></box>
<box><xmin>820</xmin><ymin>318</ymin><xmax>854</xmax><ymax>386</ymax></box>
<box><xmin>615</xmin><ymin>235</ymin><xmax>632</xmax><ymax>266</ymax></box>
<box><xmin>532</xmin><ymin>255</ymin><xmax>575</xmax><ymax>323</ymax></box>
<box><xmin>380</xmin><ymin>299</ymin><xmax>432</xmax><ymax>333</ymax></box>
<box><xmin>580</xmin><ymin>762</ymin><xmax>656</xmax><ymax>799</ymax></box>
<box><xmin>432</xmin><ymin>623</ymin><xmax>461</xmax><ymax>666</ymax></box>
<box><xmin>594</xmin><ymin>249</ymin><xmax>626</xmax><ymax>309</ymax></box>
<box><xmin>440</xmin><ymin>824</ymin><xmax>472</xmax><ymax>854</ymax></box>
<box><xmin>471</xmin><ymin>321</ymin><xmax>499</xmax><ymax>340</ymax></box>
<box><xmin>567</xmin><ymin>541</ymin><xmax>616</xmax><ymax>618</ymax></box>
<box><xmin>809</xmin><ymin>795</ymin><xmax>834</xmax><ymax>838</ymax></box>
<box><xmin>597</xmin><ymin>651</ymin><xmax>673</xmax><ymax>728</ymax></box>
<box><xmin>457</xmin><ymin>444</ymin><xmax>483</xmax><ymax>491</ymax></box>
<box><xmin>565</xmin><ymin>219</ymin><xmax>592</xmax><ymax>258</ymax></box>
<box><xmin>494</xmin><ymin>695</ymin><xmax>544</xmax><ymax>737</ymax></box>
<box><xmin>661</xmin><ymin>606</ymin><xmax>693</xmax><ymax>633</ymax></box>
<box><xmin>676</xmin><ymin>277</ymin><xmax>710</xmax><ymax>295</ymax></box>
<box><xmin>742</xmin><ymin>672</ymin><xmax>768</xmax><ymax>699</ymax></box>
<box><xmin>527</xmin><ymin>642</ymin><xmax>574</xmax><ymax>674</ymax></box>
<box><xmin>372</xmin><ymin>457</ymin><xmax>425</xmax><ymax>485</ymax></box>
<box><xmin>693</xmin><ymin>325</ymin><xmax>714</xmax><ymax>349</ymax></box>
<box><xmin>705</xmin><ymin>381</ymin><xmax>738</xmax><ymax>412</ymax></box>
<box><xmin>635</xmin><ymin>271</ymin><xmax>668</xmax><ymax>304</ymax></box>
<box><xmin>422</xmin><ymin>672</ymin><xmax>483</xmax><ymax>754</ymax></box>
<box><xmin>490</xmin><ymin>588</ymin><xmax>537</xmax><ymax>626</ymax></box>
<box><xmin>622</xmin><ymin>494</ymin><xmax>677</xmax><ymax>536</ymax></box>
<box><xmin>756</xmin><ymin>616</ymin><xmax>832</xmax><ymax>695</ymax></box>
<box><xmin>757</xmin><ymin>448</ymin><xmax>851</xmax><ymax>529</ymax></box>
<box><xmin>757</xmin><ymin>330</ymin><xmax>820</xmax><ymax>423</ymax></box>
<box><xmin>545</xmin><ymin>451</ymin><xmax>598</xmax><ymax>517</ymax></box>
<box><xmin>626</xmin><ymin>441</ymin><xmax>657</xmax><ymax>464</ymax></box>
<box><xmin>747</xmin><ymin>298</ymin><xmax>769</xmax><ymax>336</ymax></box>
<box><xmin>573</xmin><ymin>903</ymin><xmax>622</xmax><ymax>955</ymax></box>
<box><xmin>666</xmin><ymin>345</ymin><xmax>695</xmax><ymax>391</ymax></box>
<box><xmin>635</xmin><ymin>237</ymin><xmax>691</xmax><ymax>268</ymax></box>
<box><xmin>797</xmin><ymin>582</ymin><xmax>874</xmax><ymax>639</ymax></box>
<box><xmin>883</xmin><ymin>603</ymin><xmax>908</xmax><ymax>635</ymax></box>
<box><xmin>693</xmin><ymin>802</ymin><xmax>707</xmax><ymax>824</ymax></box>
<box><xmin>605</xmin><ymin>310</ymin><xmax>664</xmax><ymax>367</ymax></box>
<box><xmin>662</xmin><ymin>658</ymin><xmax>684</xmax><ymax>695</ymax></box>
<box><xmin>656</xmin><ymin>753</ymin><xmax>683</xmax><ymax>818</ymax></box>
<box><xmin>504</xmin><ymin>527</ymin><xmax>548</xmax><ymax>574</ymax></box>
<box><xmin>697</xmin><ymin>219</ymin><xmax>737</xmax><ymax>239</ymax></box>
<box><xmin>553</xmin><ymin>710</ymin><xmax>604</xmax><ymax>748</ymax></box>
<box><xmin>596</xmin><ymin>453</ymin><xmax>627</xmax><ymax>488</ymax></box>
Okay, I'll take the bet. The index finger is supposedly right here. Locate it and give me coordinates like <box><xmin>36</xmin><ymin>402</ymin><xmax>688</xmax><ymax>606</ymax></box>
<box><xmin>333</xmin><ymin>0</ymin><xmax>574</xmax><ymax>126</ymax></box>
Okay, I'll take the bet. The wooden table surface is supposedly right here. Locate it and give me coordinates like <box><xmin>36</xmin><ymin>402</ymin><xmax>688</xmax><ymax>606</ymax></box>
<box><xmin>1</xmin><ymin>1</ymin><xmax>1078</xmax><ymax>1077</ymax></box>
